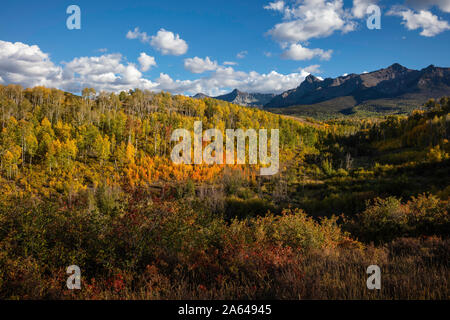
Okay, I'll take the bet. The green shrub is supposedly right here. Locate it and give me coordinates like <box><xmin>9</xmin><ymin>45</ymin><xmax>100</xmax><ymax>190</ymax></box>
<box><xmin>224</xmin><ymin>197</ymin><xmax>275</xmax><ymax>219</ymax></box>
<box><xmin>349</xmin><ymin>194</ymin><xmax>449</xmax><ymax>243</ymax></box>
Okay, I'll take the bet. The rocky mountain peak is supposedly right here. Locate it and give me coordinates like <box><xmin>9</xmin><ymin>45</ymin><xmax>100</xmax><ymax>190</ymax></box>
<box><xmin>264</xmin><ymin>63</ymin><xmax>450</xmax><ymax>109</ymax></box>
<box><xmin>304</xmin><ymin>74</ymin><xmax>322</xmax><ymax>83</ymax></box>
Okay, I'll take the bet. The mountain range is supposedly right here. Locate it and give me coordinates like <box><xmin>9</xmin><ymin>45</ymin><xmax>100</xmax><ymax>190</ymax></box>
<box><xmin>193</xmin><ymin>63</ymin><xmax>450</xmax><ymax>116</ymax></box>
<box><xmin>265</xmin><ymin>63</ymin><xmax>450</xmax><ymax>108</ymax></box>
<box><xmin>193</xmin><ymin>89</ymin><xmax>275</xmax><ymax>107</ymax></box>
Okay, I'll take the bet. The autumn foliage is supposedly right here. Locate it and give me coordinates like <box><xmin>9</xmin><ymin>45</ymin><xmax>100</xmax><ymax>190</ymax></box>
<box><xmin>0</xmin><ymin>84</ymin><xmax>448</xmax><ymax>299</ymax></box>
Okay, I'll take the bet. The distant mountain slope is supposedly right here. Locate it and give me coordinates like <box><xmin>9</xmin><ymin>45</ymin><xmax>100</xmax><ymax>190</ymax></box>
<box><xmin>192</xmin><ymin>93</ymin><xmax>210</xmax><ymax>99</ymax></box>
<box><xmin>215</xmin><ymin>89</ymin><xmax>276</xmax><ymax>107</ymax></box>
<box><xmin>192</xmin><ymin>89</ymin><xmax>275</xmax><ymax>107</ymax></box>
<box><xmin>265</xmin><ymin>64</ymin><xmax>450</xmax><ymax>111</ymax></box>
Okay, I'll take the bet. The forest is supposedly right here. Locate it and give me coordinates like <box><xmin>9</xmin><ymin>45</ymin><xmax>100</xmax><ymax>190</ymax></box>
<box><xmin>0</xmin><ymin>84</ymin><xmax>448</xmax><ymax>299</ymax></box>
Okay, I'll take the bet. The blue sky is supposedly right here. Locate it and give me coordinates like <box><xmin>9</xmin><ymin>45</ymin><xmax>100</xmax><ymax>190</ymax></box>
<box><xmin>0</xmin><ymin>0</ymin><xmax>449</xmax><ymax>95</ymax></box>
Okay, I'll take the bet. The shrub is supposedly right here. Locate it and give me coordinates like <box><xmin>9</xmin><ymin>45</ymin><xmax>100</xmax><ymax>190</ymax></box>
<box><xmin>251</xmin><ymin>209</ymin><xmax>348</xmax><ymax>251</ymax></box>
<box><xmin>224</xmin><ymin>197</ymin><xmax>275</xmax><ymax>219</ymax></box>
<box><xmin>349</xmin><ymin>194</ymin><xmax>449</xmax><ymax>243</ymax></box>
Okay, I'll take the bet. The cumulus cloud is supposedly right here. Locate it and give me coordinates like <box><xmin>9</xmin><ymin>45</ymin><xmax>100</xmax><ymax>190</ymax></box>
<box><xmin>281</xmin><ymin>43</ymin><xmax>332</xmax><ymax>61</ymax></box>
<box><xmin>126</xmin><ymin>27</ymin><xmax>188</xmax><ymax>55</ymax></box>
<box><xmin>0</xmin><ymin>40</ymin><xmax>311</xmax><ymax>96</ymax></box>
<box><xmin>184</xmin><ymin>56</ymin><xmax>218</xmax><ymax>73</ymax></box>
<box><xmin>352</xmin><ymin>0</ymin><xmax>379</xmax><ymax>18</ymax></box>
<box><xmin>303</xmin><ymin>64</ymin><xmax>322</xmax><ymax>74</ymax></box>
<box><xmin>126</xmin><ymin>27</ymin><xmax>150</xmax><ymax>42</ymax></box>
<box><xmin>156</xmin><ymin>67</ymin><xmax>311</xmax><ymax>95</ymax></box>
<box><xmin>0</xmin><ymin>40</ymin><xmax>62</xmax><ymax>88</ymax></box>
<box><xmin>264</xmin><ymin>1</ymin><xmax>285</xmax><ymax>12</ymax></box>
<box><xmin>267</xmin><ymin>0</ymin><xmax>356</xmax><ymax>43</ymax></box>
<box><xmin>405</xmin><ymin>0</ymin><xmax>450</xmax><ymax>13</ymax></box>
<box><xmin>264</xmin><ymin>0</ymin><xmax>360</xmax><ymax>63</ymax></box>
<box><xmin>150</xmin><ymin>29</ymin><xmax>188</xmax><ymax>55</ymax></box>
<box><xmin>62</xmin><ymin>53</ymin><xmax>157</xmax><ymax>92</ymax></box>
<box><xmin>138</xmin><ymin>53</ymin><xmax>156</xmax><ymax>71</ymax></box>
<box><xmin>388</xmin><ymin>7</ymin><xmax>450</xmax><ymax>36</ymax></box>
<box><xmin>223</xmin><ymin>61</ymin><xmax>237</xmax><ymax>66</ymax></box>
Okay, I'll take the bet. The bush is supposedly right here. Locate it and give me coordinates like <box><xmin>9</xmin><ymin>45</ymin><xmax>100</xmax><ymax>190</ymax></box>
<box><xmin>349</xmin><ymin>194</ymin><xmax>449</xmax><ymax>243</ymax></box>
<box><xmin>251</xmin><ymin>209</ymin><xmax>349</xmax><ymax>251</ymax></box>
<box><xmin>224</xmin><ymin>197</ymin><xmax>275</xmax><ymax>219</ymax></box>
<box><xmin>0</xmin><ymin>196</ymin><xmax>355</xmax><ymax>299</ymax></box>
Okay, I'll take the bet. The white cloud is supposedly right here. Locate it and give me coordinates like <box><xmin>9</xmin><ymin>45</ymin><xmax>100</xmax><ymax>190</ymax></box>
<box><xmin>231</xmin><ymin>69</ymin><xmax>310</xmax><ymax>94</ymax></box>
<box><xmin>281</xmin><ymin>43</ymin><xmax>332</xmax><ymax>61</ymax></box>
<box><xmin>264</xmin><ymin>1</ymin><xmax>285</xmax><ymax>12</ymax></box>
<box><xmin>150</xmin><ymin>29</ymin><xmax>188</xmax><ymax>55</ymax></box>
<box><xmin>156</xmin><ymin>67</ymin><xmax>311</xmax><ymax>95</ymax></box>
<box><xmin>236</xmin><ymin>51</ymin><xmax>248</xmax><ymax>59</ymax></box>
<box><xmin>223</xmin><ymin>61</ymin><xmax>237</xmax><ymax>66</ymax></box>
<box><xmin>62</xmin><ymin>53</ymin><xmax>158</xmax><ymax>92</ymax></box>
<box><xmin>303</xmin><ymin>64</ymin><xmax>322</xmax><ymax>74</ymax></box>
<box><xmin>64</xmin><ymin>54</ymin><xmax>124</xmax><ymax>78</ymax></box>
<box><xmin>138</xmin><ymin>53</ymin><xmax>156</xmax><ymax>72</ymax></box>
<box><xmin>126</xmin><ymin>27</ymin><xmax>188</xmax><ymax>55</ymax></box>
<box><xmin>184</xmin><ymin>56</ymin><xmax>218</xmax><ymax>73</ymax></box>
<box><xmin>267</xmin><ymin>0</ymin><xmax>356</xmax><ymax>43</ymax></box>
<box><xmin>126</xmin><ymin>27</ymin><xmax>150</xmax><ymax>42</ymax></box>
<box><xmin>352</xmin><ymin>0</ymin><xmax>379</xmax><ymax>18</ymax></box>
<box><xmin>0</xmin><ymin>40</ymin><xmax>62</xmax><ymax>88</ymax></box>
<box><xmin>388</xmin><ymin>8</ymin><xmax>450</xmax><ymax>37</ymax></box>
<box><xmin>0</xmin><ymin>40</ymin><xmax>311</xmax><ymax>96</ymax></box>
<box><xmin>405</xmin><ymin>0</ymin><xmax>450</xmax><ymax>13</ymax></box>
